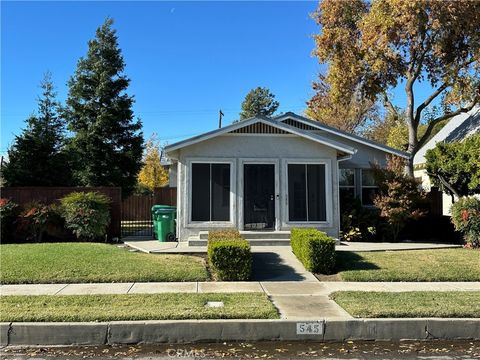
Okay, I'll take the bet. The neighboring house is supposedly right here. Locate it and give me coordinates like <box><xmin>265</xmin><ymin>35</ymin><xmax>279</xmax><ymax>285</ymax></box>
<box><xmin>165</xmin><ymin>112</ymin><xmax>408</xmax><ymax>241</ymax></box>
<box><xmin>413</xmin><ymin>106</ymin><xmax>480</xmax><ymax>215</ymax></box>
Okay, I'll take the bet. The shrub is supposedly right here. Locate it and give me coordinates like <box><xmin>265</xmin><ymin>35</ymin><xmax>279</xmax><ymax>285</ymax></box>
<box><xmin>19</xmin><ymin>202</ymin><xmax>53</xmax><ymax>242</ymax></box>
<box><xmin>60</xmin><ymin>192</ymin><xmax>110</xmax><ymax>241</ymax></box>
<box><xmin>208</xmin><ymin>229</ymin><xmax>242</xmax><ymax>242</ymax></box>
<box><xmin>340</xmin><ymin>197</ymin><xmax>386</xmax><ymax>242</ymax></box>
<box><xmin>0</xmin><ymin>198</ymin><xmax>18</xmax><ymax>241</ymax></box>
<box><xmin>290</xmin><ymin>228</ymin><xmax>336</xmax><ymax>274</ymax></box>
<box><xmin>372</xmin><ymin>156</ymin><xmax>426</xmax><ymax>241</ymax></box>
<box><xmin>208</xmin><ymin>239</ymin><xmax>252</xmax><ymax>281</ymax></box>
<box><xmin>451</xmin><ymin>197</ymin><xmax>480</xmax><ymax>248</ymax></box>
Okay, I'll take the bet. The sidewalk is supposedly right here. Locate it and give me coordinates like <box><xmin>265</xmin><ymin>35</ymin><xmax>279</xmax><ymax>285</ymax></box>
<box><xmin>123</xmin><ymin>240</ymin><xmax>461</xmax><ymax>254</ymax></box>
<box><xmin>2</xmin><ymin>281</ymin><xmax>479</xmax><ymax>320</ymax></box>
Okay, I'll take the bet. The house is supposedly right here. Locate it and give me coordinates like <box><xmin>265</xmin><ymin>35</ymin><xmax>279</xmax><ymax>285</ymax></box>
<box><xmin>165</xmin><ymin>112</ymin><xmax>409</xmax><ymax>241</ymax></box>
<box><xmin>413</xmin><ymin>106</ymin><xmax>480</xmax><ymax>215</ymax></box>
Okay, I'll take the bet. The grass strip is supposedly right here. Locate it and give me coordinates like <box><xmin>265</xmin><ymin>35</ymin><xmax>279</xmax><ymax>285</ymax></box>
<box><xmin>331</xmin><ymin>291</ymin><xmax>480</xmax><ymax>318</ymax></box>
<box><xmin>336</xmin><ymin>249</ymin><xmax>480</xmax><ymax>282</ymax></box>
<box><xmin>0</xmin><ymin>293</ymin><xmax>279</xmax><ymax>322</ymax></box>
<box><xmin>0</xmin><ymin>243</ymin><xmax>208</xmax><ymax>284</ymax></box>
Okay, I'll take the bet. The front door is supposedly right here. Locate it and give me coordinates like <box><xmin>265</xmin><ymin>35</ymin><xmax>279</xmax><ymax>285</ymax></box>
<box><xmin>244</xmin><ymin>164</ymin><xmax>275</xmax><ymax>230</ymax></box>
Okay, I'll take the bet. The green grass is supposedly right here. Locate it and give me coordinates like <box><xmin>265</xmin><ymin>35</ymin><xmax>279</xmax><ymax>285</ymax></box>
<box><xmin>331</xmin><ymin>291</ymin><xmax>480</xmax><ymax>318</ymax></box>
<box><xmin>336</xmin><ymin>249</ymin><xmax>480</xmax><ymax>282</ymax></box>
<box><xmin>0</xmin><ymin>243</ymin><xmax>208</xmax><ymax>284</ymax></box>
<box><xmin>0</xmin><ymin>293</ymin><xmax>279</xmax><ymax>322</ymax></box>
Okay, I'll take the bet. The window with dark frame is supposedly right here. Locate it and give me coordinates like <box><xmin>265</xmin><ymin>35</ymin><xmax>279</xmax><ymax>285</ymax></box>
<box><xmin>288</xmin><ymin>163</ymin><xmax>326</xmax><ymax>222</ymax></box>
<box><xmin>339</xmin><ymin>168</ymin><xmax>356</xmax><ymax>210</ymax></box>
<box><xmin>191</xmin><ymin>163</ymin><xmax>230</xmax><ymax>221</ymax></box>
<box><xmin>361</xmin><ymin>169</ymin><xmax>379</xmax><ymax>206</ymax></box>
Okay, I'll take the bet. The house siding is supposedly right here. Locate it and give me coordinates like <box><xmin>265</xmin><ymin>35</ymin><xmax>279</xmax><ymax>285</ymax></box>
<box><xmin>172</xmin><ymin>134</ymin><xmax>340</xmax><ymax>241</ymax></box>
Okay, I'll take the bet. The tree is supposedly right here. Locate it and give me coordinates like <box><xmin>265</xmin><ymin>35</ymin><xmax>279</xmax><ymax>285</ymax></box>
<box><xmin>239</xmin><ymin>87</ymin><xmax>279</xmax><ymax>120</ymax></box>
<box><xmin>306</xmin><ymin>74</ymin><xmax>379</xmax><ymax>134</ymax></box>
<box><xmin>372</xmin><ymin>156</ymin><xmax>425</xmax><ymax>241</ymax></box>
<box><xmin>137</xmin><ymin>134</ymin><xmax>169</xmax><ymax>190</ymax></box>
<box><xmin>425</xmin><ymin>133</ymin><xmax>480</xmax><ymax>199</ymax></box>
<box><xmin>64</xmin><ymin>18</ymin><xmax>143</xmax><ymax>195</ymax></box>
<box><xmin>2</xmin><ymin>73</ymin><xmax>72</xmax><ymax>186</ymax></box>
<box><xmin>312</xmin><ymin>0</ymin><xmax>480</xmax><ymax>175</ymax></box>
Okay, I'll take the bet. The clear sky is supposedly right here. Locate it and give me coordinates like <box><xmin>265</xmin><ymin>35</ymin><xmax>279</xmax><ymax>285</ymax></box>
<box><xmin>1</xmin><ymin>1</ymin><xmax>432</xmax><ymax>156</ymax></box>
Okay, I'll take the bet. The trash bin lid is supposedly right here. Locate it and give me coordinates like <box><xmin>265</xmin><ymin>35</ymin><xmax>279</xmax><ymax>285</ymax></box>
<box><xmin>155</xmin><ymin>208</ymin><xmax>175</xmax><ymax>214</ymax></box>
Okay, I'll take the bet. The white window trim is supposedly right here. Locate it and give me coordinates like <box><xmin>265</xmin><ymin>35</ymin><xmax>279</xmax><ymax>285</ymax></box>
<box><xmin>238</xmin><ymin>158</ymin><xmax>280</xmax><ymax>231</ymax></box>
<box><xmin>282</xmin><ymin>158</ymin><xmax>333</xmax><ymax>227</ymax></box>
<box><xmin>185</xmin><ymin>157</ymin><xmax>236</xmax><ymax>228</ymax></box>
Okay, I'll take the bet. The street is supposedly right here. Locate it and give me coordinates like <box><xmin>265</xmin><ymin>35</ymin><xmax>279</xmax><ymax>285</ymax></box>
<box><xmin>2</xmin><ymin>340</ymin><xmax>479</xmax><ymax>359</ymax></box>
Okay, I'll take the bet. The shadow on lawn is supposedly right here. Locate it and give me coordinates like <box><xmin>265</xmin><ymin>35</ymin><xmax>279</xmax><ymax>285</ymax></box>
<box><xmin>335</xmin><ymin>251</ymin><xmax>380</xmax><ymax>273</ymax></box>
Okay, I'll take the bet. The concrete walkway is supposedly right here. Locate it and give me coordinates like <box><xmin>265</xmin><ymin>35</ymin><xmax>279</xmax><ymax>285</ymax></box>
<box><xmin>123</xmin><ymin>240</ymin><xmax>461</xmax><ymax>254</ymax></box>
<box><xmin>3</xmin><ymin>281</ymin><xmax>479</xmax><ymax>320</ymax></box>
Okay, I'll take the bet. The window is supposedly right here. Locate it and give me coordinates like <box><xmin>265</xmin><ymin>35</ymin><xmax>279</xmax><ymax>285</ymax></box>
<box><xmin>288</xmin><ymin>164</ymin><xmax>326</xmax><ymax>222</ymax></box>
<box><xmin>339</xmin><ymin>169</ymin><xmax>355</xmax><ymax>210</ymax></box>
<box><xmin>361</xmin><ymin>169</ymin><xmax>379</xmax><ymax>206</ymax></box>
<box><xmin>191</xmin><ymin>163</ymin><xmax>230</xmax><ymax>221</ymax></box>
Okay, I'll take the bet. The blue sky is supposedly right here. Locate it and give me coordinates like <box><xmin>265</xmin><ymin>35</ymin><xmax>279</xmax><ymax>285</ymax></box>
<box><xmin>1</xmin><ymin>1</ymin><xmax>432</xmax><ymax>155</ymax></box>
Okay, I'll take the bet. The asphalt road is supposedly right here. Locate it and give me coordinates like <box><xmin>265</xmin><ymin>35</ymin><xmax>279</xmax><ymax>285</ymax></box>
<box><xmin>2</xmin><ymin>340</ymin><xmax>479</xmax><ymax>359</ymax></box>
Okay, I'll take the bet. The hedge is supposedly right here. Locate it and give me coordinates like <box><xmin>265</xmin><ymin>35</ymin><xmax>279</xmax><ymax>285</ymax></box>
<box><xmin>208</xmin><ymin>229</ymin><xmax>242</xmax><ymax>242</ymax></box>
<box><xmin>290</xmin><ymin>228</ymin><xmax>336</xmax><ymax>274</ymax></box>
<box><xmin>207</xmin><ymin>238</ymin><xmax>252</xmax><ymax>281</ymax></box>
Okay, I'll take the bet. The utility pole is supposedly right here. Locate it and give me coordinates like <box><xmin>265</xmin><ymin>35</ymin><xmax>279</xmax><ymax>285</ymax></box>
<box><xmin>218</xmin><ymin>109</ymin><xmax>224</xmax><ymax>128</ymax></box>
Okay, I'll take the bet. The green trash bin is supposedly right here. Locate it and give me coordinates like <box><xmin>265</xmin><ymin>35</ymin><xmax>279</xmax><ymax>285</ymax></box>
<box><xmin>151</xmin><ymin>205</ymin><xmax>176</xmax><ymax>240</ymax></box>
<box><xmin>152</xmin><ymin>206</ymin><xmax>176</xmax><ymax>242</ymax></box>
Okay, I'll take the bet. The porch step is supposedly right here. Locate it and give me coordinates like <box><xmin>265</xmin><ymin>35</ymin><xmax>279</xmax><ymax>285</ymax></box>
<box><xmin>188</xmin><ymin>237</ymin><xmax>291</xmax><ymax>247</ymax></box>
<box><xmin>198</xmin><ymin>231</ymin><xmax>290</xmax><ymax>240</ymax></box>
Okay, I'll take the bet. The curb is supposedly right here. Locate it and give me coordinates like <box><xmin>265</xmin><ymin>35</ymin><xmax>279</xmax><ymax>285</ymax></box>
<box><xmin>1</xmin><ymin>319</ymin><xmax>480</xmax><ymax>346</ymax></box>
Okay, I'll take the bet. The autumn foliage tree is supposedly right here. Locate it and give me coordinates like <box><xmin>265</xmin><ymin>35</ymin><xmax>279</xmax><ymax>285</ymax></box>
<box><xmin>311</xmin><ymin>0</ymin><xmax>480</xmax><ymax>175</ymax></box>
<box><xmin>372</xmin><ymin>156</ymin><xmax>425</xmax><ymax>241</ymax></box>
<box><xmin>137</xmin><ymin>134</ymin><xmax>169</xmax><ymax>191</ymax></box>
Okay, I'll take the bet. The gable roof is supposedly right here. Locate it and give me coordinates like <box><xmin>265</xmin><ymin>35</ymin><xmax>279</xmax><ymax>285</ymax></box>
<box><xmin>413</xmin><ymin>106</ymin><xmax>480</xmax><ymax>165</ymax></box>
<box><xmin>165</xmin><ymin>115</ymin><xmax>356</xmax><ymax>155</ymax></box>
<box><xmin>274</xmin><ymin>112</ymin><xmax>410</xmax><ymax>159</ymax></box>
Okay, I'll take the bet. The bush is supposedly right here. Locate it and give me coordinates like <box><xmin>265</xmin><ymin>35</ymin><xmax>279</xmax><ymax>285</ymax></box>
<box><xmin>208</xmin><ymin>229</ymin><xmax>242</xmax><ymax>242</ymax></box>
<box><xmin>340</xmin><ymin>197</ymin><xmax>388</xmax><ymax>242</ymax></box>
<box><xmin>19</xmin><ymin>202</ymin><xmax>54</xmax><ymax>242</ymax></box>
<box><xmin>208</xmin><ymin>238</ymin><xmax>252</xmax><ymax>281</ymax></box>
<box><xmin>290</xmin><ymin>228</ymin><xmax>336</xmax><ymax>274</ymax></box>
<box><xmin>60</xmin><ymin>192</ymin><xmax>110</xmax><ymax>241</ymax></box>
<box><xmin>451</xmin><ymin>197</ymin><xmax>480</xmax><ymax>248</ymax></box>
<box><xmin>372</xmin><ymin>156</ymin><xmax>426</xmax><ymax>241</ymax></box>
<box><xmin>0</xmin><ymin>198</ymin><xmax>18</xmax><ymax>241</ymax></box>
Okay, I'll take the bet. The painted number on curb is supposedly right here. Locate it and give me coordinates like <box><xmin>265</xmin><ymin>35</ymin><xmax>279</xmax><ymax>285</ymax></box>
<box><xmin>296</xmin><ymin>322</ymin><xmax>324</xmax><ymax>335</ymax></box>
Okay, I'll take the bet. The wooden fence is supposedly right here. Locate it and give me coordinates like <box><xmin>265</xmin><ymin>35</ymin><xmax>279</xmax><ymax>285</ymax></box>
<box><xmin>1</xmin><ymin>187</ymin><xmax>122</xmax><ymax>238</ymax></box>
<box><xmin>121</xmin><ymin>187</ymin><xmax>177</xmax><ymax>221</ymax></box>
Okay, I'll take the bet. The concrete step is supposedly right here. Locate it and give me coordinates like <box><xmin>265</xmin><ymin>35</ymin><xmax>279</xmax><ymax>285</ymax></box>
<box><xmin>188</xmin><ymin>238</ymin><xmax>291</xmax><ymax>247</ymax></box>
<box><xmin>198</xmin><ymin>231</ymin><xmax>290</xmax><ymax>240</ymax></box>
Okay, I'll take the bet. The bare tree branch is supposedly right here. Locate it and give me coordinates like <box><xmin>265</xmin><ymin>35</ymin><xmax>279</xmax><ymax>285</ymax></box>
<box><xmin>414</xmin><ymin>82</ymin><xmax>450</xmax><ymax>123</ymax></box>
<box><xmin>383</xmin><ymin>93</ymin><xmax>397</xmax><ymax>115</ymax></box>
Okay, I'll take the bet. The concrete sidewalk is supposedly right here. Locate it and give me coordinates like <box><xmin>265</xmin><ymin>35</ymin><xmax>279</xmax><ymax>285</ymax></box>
<box><xmin>123</xmin><ymin>240</ymin><xmax>461</xmax><ymax>254</ymax></box>
<box><xmin>3</xmin><ymin>281</ymin><xmax>479</xmax><ymax>321</ymax></box>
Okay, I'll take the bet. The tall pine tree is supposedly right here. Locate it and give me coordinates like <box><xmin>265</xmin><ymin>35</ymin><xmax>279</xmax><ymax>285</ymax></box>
<box><xmin>3</xmin><ymin>73</ymin><xmax>72</xmax><ymax>186</ymax></box>
<box><xmin>65</xmin><ymin>18</ymin><xmax>143</xmax><ymax>195</ymax></box>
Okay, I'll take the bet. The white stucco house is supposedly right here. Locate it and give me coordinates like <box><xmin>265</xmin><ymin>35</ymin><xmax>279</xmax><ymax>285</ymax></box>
<box><xmin>165</xmin><ymin>112</ymin><xmax>408</xmax><ymax>242</ymax></box>
<box><xmin>413</xmin><ymin>106</ymin><xmax>480</xmax><ymax>215</ymax></box>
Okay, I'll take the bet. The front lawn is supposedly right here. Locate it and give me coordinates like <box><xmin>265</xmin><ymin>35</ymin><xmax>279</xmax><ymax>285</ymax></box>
<box><xmin>0</xmin><ymin>243</ymin><xmax>208</xmax><ymax>284</ymax></box>
<box><xmin>0</xmin><ymin>293</ymin><xmax>279</xmax><ymax>322</ymax></box>
<box><xmin>335</xmin><ymin>249</ymin><xmax>480</xmax><ymax>282</ymax></box>
<box><xmin>331</xmin><ymin>291</ymin><xmax>480</xmax><ymax>318</ymax></box>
